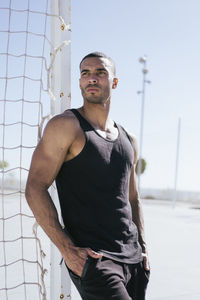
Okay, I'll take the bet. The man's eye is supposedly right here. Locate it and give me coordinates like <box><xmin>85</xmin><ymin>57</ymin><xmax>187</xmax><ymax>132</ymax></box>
<box><xmin>98</xmin><ymin>71</ymin><xmax>106</xmax><ymax>76</ymax></box>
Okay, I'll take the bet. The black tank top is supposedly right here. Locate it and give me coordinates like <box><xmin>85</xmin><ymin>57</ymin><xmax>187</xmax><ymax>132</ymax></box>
<box><xmin>56</xmin><ymin>109</ymin><xmax>142</xmax><ymax>263</ymax></box>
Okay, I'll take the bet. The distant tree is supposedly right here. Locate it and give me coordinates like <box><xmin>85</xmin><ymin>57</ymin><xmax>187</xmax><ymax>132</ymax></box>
<box><xmin>0</xmin><ymin>160</ymin><xmax>9</xmax><ymax>169</ymax></box>
<box><xmin>135</xmin><ymin>158</ymin><xmax>147</xmax><ymax>176</ymax></box>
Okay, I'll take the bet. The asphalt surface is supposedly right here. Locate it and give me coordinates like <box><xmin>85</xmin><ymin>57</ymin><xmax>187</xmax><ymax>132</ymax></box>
<box><xmin>71</xmin><ymin>200</ymin><xmax>200</xmax><ymax>300</ymax></box>
<box><xmin>144</xmin><ymin>200</ymin><xmax>200</xmax><ymax>300</ymax></box>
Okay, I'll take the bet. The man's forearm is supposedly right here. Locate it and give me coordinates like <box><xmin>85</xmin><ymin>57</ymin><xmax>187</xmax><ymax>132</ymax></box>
<box><xmin>25</xmin><ymin>181</ymin><xmax>74</xmax><ymax>258</ymax></box>
<box><xmin>131</xmin><ymin>197</ymin><xmax>147</xmax><ymax>253</ymax></box>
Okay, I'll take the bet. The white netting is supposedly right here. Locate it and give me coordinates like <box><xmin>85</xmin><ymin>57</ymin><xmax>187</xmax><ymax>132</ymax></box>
<box><xmin>0</xmin><ymin>1</ymin><xmax>71</xmax><ymax>299</ymax></box>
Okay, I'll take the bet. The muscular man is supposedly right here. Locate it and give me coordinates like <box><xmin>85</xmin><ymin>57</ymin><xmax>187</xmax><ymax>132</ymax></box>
<box><xmin>25</xmin><ymin>52</ymin><xmax>150</xmax><ymax>300</ymax></box>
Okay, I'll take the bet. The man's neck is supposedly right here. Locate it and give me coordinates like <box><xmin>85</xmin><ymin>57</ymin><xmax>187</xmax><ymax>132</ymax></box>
<box><xmin>79</xmin><ymin>101</ymin><xmax>111</xmax><ymax>131</ymax></box>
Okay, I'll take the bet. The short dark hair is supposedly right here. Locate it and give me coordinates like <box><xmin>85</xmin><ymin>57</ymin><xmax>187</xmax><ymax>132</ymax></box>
<box><xmin>79</xmin><ymin>52</ymin><xmax>116</xmax><ymax>75</ymax></box>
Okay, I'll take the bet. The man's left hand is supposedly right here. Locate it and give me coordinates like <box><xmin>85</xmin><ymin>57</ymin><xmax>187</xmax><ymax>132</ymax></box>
<box><xmin>142</xmin><ymin>253</ymin><xmax>150</xmax><ymax>271</ymax></box>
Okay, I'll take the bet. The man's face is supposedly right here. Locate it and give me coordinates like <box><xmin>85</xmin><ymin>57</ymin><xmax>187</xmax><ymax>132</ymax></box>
<box><xmin>79</xmin><ymin>57</ymin><xmax>118</xmax><ymax>104</ymax></box>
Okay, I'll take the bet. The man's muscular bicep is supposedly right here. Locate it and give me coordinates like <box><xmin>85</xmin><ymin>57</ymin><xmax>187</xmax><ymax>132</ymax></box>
<box><xmin>27</xmin><ymin>115</ymin><xmax>77</xmax><ymax>188</ymax></box>
<box><xmin>127</xmin><ymin>133</ymin><xmax>139</xmax><ymax>201</ymax></box>
<box><xmin>128</xmin><ymin>134</ymin><xmax>138</xmax><ymax>166</ymax></box>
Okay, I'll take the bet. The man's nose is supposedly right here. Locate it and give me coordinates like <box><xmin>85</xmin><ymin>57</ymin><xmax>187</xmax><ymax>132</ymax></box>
<box><xmin>88</xmin><ymin>75</ymin><xmax>98</xmax><ymax>84</ymax></box>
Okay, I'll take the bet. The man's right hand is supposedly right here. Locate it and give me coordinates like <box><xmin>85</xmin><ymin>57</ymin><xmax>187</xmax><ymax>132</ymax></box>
<box><xmin>64</xmin><ymin>246</ymin><xmax>103</xmax><ymax>277</ymax></box>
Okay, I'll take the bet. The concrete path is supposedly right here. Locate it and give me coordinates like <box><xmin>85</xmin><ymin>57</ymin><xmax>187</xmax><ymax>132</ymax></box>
<box><xmin>144</xmin><ymin>200</ymin><xmax>200</xmax><ymax>300</ymax></box>
<box><xmin>71</xmin><ymin>200</ymin><xmax>200</xmax><ymax>300</ymax></box>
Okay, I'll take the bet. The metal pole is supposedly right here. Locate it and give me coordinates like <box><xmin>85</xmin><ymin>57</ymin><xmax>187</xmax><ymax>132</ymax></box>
<box><xmin>138</xmin><ymin>67</ymin><xmax>146</xmax><ymax>192</ymax></box>
<box><xmin>137</xmin><ymin>56</ymin><xmax>149</xmax><ymax>193</ymax></box>
<box><xmin>173</xmin><ymin>117</ymin><xmax>181</xmax><ymax>208</ymax></box>
<box><xmin>50</xmin><ymin>0</ymin><xmax>71</xmax><ymax>299</ymax></box>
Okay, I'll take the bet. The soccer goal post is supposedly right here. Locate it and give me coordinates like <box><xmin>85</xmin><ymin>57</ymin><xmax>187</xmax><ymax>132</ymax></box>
<box><xmin>0</xmin><ymin>0</ymin><xmax>71</xmax><ymax>299</ymax></box>
<box><xmin>50</xmin><ymin>0</ymin><xmax>71</xmax><ymax>299</ymax></box>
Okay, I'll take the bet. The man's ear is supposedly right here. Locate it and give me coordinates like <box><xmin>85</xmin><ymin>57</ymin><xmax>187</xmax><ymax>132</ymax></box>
<box><xmin>112</xmin><ymin>77</ymin><xmax>118</xmax><ymax>89</ymax></box>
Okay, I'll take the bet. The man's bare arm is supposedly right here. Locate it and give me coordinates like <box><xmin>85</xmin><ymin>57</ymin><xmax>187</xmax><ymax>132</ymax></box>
<box><xmin>129</xmin><ymin>165</ymin><xmax>147</xmax><ymax>253</ymax></box>
<box><xmin>128</xmin><ymin>134</ymin><xmax>150</xmax><ymax>270</ymax></box>
<box><xmin>25</xmin><ymin>112</ymin><xmax>101</xmax><ymax>276</ymax></box>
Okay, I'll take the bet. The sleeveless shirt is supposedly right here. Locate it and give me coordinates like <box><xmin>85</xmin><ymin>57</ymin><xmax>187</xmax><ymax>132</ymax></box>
<box><xmin>56</xmin><ymin>109</ymin><xmax>142</xmax><ymax>264</ymax></box>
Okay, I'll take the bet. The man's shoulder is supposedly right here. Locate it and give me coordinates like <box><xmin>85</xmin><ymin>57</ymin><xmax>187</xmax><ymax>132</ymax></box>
<box><xmin>118</xmin><ymin>124</ymin><xmax>138</xmax><ymax>163</ymax></box>
<box><xmin>43</xmin><ymin>109</ymin><xmax>80</xmax><ymax>142</ymax></box>
<box><xmin>48</xmin><ymin>109</ymin><xmax>79</xmax><ymax>130</ymax></box>
<box><xmin>50</xmin><ymin>109</ymin><xmax>77</xmax><ymax>123</ymax></box>
<box><xmin>118</xmin><ymin>124</ymin><xmax>137</xmax><ymax>145</ymax></box>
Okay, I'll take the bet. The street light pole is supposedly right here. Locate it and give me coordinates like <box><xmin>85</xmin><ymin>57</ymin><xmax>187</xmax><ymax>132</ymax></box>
<box><xmin>173</xmin><ymin>117</ymin><xmax>182</xmax><ymax>208</ymax></box>
<box><xmin>137</xmin><ymin>56</ymin><xmax>150</xmax><ymax>193</ymax></box>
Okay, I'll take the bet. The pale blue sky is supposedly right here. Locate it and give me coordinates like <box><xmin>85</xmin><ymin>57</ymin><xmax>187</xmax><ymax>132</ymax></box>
<box><xmin>71</xmin><ymin>0</ymin><xmax>200</xmax><ymax>192</ymax></box>
<box><xmin>0</xmin><ymin>0</ymin><xmax>200</xmax><ymax>192</ymax></box>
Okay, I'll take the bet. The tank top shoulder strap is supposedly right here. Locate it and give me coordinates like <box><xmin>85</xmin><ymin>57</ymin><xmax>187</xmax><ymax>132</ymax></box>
<box><xmin>117</xmin><ymin>124</ymin><xmax>132</xmax><ymax>146</ymax></box>
<box><xmin>71</xmin><ymin>109</ymin><xmax>92</xmax><ymax>131</ymax></box>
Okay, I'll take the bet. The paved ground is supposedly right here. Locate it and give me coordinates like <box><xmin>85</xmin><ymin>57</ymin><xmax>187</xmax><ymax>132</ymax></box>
<box><xmin>144</xmin><ymin>200</ymin><xmax>200</xmax><ymax>300</ymax></box>
<box><xmin>71</xmin><ymin>200</ymin><xmax>200</xmax><ymax>300</ymax></box>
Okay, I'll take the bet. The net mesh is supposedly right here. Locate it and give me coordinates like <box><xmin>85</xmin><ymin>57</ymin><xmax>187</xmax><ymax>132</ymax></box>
<box><xmin>0</xmin><ymin>1</ymin><xmax>71</xmax><ymax>299</ymax></box>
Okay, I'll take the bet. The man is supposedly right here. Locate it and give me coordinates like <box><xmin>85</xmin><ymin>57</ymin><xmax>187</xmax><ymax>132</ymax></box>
<box><xmin>25</xmin><ymin>52</ymin><xmax>150</xmax><ymax>300</ymax></box>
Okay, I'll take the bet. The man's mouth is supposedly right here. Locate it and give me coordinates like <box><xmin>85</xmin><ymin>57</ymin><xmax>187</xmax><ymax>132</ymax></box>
<box><xmin>86</xmin><ymin>87</ymin><xmax>99</xmax><ymax>93</ymax></box>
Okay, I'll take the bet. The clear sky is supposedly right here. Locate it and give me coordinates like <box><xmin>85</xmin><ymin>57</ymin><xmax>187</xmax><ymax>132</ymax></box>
<box><xmin>0</xmin><ymin>0</ymin><xmax>200</xmax><ymax>192</ymax></box>
<box><xmin>70</xmin><ymin>0</ymin><xmax>200</xmax><ymax>192</ymax></box>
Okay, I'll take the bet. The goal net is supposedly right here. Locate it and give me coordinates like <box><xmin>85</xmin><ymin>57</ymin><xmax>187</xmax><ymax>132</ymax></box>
<box><xmin>0</xmin><ymin>1</ymin><xmax>71</xmax><ymax>299</ymax></box>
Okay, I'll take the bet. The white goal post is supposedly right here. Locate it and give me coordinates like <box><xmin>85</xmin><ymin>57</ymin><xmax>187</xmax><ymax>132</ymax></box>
<box><xmin>50</xmin><ymin>0</ymin><xmax>71</xmax><ymax>299</ymax></box>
